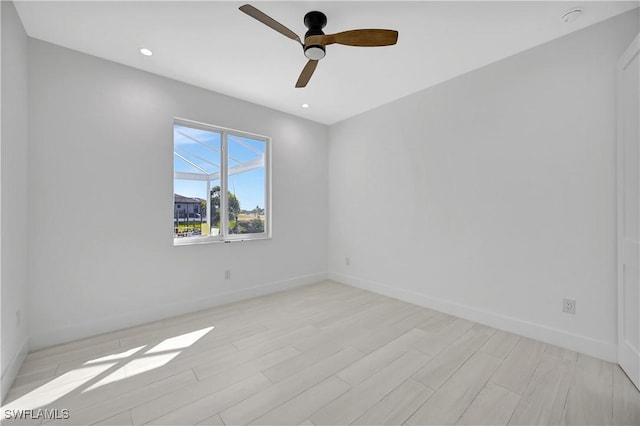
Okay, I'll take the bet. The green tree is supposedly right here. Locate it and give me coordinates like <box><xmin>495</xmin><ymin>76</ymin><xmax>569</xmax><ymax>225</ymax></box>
<box><xmin>209</xmin><ymin>186</ymin><xmax>240</xmax><ymax>230</ymax></box>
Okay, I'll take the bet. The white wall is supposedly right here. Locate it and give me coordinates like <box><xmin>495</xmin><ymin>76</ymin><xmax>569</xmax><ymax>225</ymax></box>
<box><xmin>328</xmin><ymin>9</ymin><xmax>639</xmax><ymax>362</ymax></box>
<box><xmin>1</xmin><ymin>0</ymin><xmax>30</xmax><ymax>402</ymax></box>
<box><xmin>27</xmin><ymin>40</ymin><xmax>328</xmax><ymax>350</ymax></box>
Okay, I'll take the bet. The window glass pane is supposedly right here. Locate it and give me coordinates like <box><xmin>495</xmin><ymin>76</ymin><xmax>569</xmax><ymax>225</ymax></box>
<box><xmin>226</xmin><ymin>134</ymin><xmax>266</xmax><ymax>235</ymax></box>
<box><xmin>174</xmin><ymin>124</ymin><xmax>222</xmax><ymax>239</ymax></box>
<box><xmin>173</xmin><ymin>125</ymin><xmax>221</xmax><ymax>174</ymax></box>
<box><xmin>173</xmin><ymin>183</ymin><xmax>206</xmax><ymax>238</ymax></box>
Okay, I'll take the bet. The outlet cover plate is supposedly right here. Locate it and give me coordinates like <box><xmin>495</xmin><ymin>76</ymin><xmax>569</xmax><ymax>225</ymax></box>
<box><xmin>563</xmin><ymin>298</ymin><xmax>576</xmax><ymax>314</ymax></box>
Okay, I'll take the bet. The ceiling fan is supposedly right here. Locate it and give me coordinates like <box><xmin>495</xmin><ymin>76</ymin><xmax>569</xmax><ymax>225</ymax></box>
<box><xmin>239</xmin><ymin>4</ymin><xmax>399</xmax><ymax>88</ymax></box>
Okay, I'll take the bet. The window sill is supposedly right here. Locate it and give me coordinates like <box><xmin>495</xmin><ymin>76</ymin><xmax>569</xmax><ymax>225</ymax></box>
<box><xmin>173</xmin><ymin>234</ymin><xmax>271</xmax><ymax>246</ymax></box>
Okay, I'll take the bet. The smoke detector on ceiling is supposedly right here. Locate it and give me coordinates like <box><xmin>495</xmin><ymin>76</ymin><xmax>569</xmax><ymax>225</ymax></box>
<box><xmin>561</xmin><ymin>8</ymin><xmax>583</xmax><ymax>23</ymax></box>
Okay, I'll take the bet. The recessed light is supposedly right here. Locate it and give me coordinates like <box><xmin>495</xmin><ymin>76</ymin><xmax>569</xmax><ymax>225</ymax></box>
<box><xmin>139</xmin><ymin>48</ymin><xmax>153</xmax><ymax>56</ymax></box>
<box><xmin>561</xmin><ymin>8</ymin><xmax>583</xmax><ymax>23</ymax></box>
<box><xmin>301</xmin><ymin>103</ymin><xmax>310</xmax><ymax>109</ymax></box>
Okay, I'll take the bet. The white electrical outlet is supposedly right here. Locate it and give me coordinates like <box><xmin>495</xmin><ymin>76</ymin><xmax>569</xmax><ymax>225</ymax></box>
<box><xmin>345</xmin><ymin>257</ymin><xmax>350</xmax><ymax>266</ymax></box>
<box><xmin>563</xmin><ymin>298</ymin><xmax>576</xmax><ymax>314</ymax></box>
<box><xmin>225</xmin><ymin>270</ymin><xmax>231</xmax><ymax>280</ymax></box>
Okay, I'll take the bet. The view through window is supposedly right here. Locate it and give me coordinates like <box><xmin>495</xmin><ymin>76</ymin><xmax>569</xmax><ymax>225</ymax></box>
<box><xmin>173</xmin><ymin>119</ymin><xmax>270</xmax><ymax>244</ymax></box>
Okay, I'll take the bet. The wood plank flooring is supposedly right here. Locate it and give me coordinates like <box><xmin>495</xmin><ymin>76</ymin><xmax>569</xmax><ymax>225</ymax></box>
<box><xmin>2</xmin><ymin>281</ymin><xmax>639</xmax><ymax>425</ymax></box>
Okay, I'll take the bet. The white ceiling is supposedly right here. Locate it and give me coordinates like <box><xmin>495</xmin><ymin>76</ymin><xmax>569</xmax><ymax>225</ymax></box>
<box><xmin>14</xmin><ymin>1</ymin><xmax>639</xmax><ymax>125</ymax></box>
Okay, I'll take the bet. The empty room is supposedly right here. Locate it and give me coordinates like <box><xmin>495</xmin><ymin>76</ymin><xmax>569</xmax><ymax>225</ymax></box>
<box><xmin>1</xmin><ymin>1</ymin><xmax>640</xmax><ymax>424</ymax></box>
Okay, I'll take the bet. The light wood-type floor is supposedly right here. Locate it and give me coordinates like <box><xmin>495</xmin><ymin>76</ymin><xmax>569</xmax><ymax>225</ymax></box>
<box><xmin>3</xmin><ymin>281</ymin><xmax>640</xmax><ymax>425</ymax></box>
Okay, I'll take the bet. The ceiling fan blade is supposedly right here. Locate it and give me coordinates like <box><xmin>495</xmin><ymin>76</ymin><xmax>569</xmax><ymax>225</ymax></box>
<box><xmin>296</xmin><ymin>60</ymin><xmax>319</xmax><ymax>88</ymax></box>
<box><xmin>239</xmin><ymin>4</ymin><xmax>303</xmax><ymax>46</ymax></box>
<box><xmin>306</xmin><ymin>29</ymin><xmax>398</xmax><ymax>47</ymax></box>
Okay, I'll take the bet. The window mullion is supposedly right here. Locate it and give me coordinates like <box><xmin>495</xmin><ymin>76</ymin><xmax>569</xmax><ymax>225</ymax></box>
<box><xmin>205</xmin><ymin>179</ymin><xmax>212</xmax><ymax>236</ymax></box>
<box><xmin>220</xmin><ymin>131</ymin><xmax>229</xmax><ymax>237</ymax></box>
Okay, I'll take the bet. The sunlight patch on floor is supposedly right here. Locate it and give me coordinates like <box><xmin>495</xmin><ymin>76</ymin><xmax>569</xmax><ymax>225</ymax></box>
<box><xmin>3</xmin><ymin>326</ymin><xmax>217</xmax><ymax>407</ymax></box>
<box><xmin>146</xmin><ymin>326</ymin><xmax>214</xmax><ymax>354</ymax></box>
<box><xmin>2</xmin><ymin>363</ymin><xmax>116</xmax><ymax>410</ymax></box>
<box><xmin>83</xmin><ymin>326</ymin><xmax>214</xmax><ymax>392</ymax></box>
<box><xmin>123</xmin><ymin>352</ymin><xmax>182</xmax><ymax>377</ymax></box>
<box><xmin>83</xmin><ymin>345</ymin><xmax>146</xmax><ymax>365</ymax></box>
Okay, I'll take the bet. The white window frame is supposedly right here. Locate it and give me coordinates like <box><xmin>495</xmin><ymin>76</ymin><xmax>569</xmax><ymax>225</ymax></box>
<box><xmin>173</xmin><ymin>117</ymin><xmax>272</xmax><ymax>246</ymax></box>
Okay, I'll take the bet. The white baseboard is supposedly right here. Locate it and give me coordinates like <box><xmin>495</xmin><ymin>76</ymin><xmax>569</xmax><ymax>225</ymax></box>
<box><xmin>330</xmin><ymin>272</ymin><xmax>617</xmax><ymax>362</ymax></box>
<box><xmin>1</xmin><ymin>337</ymin><xmax>29</xmax><ymax>405</ymax></box>
<box><xmin>29</xmin><ymin>272</ymin><xmax>327</xmax><ymax>351</ymax></box>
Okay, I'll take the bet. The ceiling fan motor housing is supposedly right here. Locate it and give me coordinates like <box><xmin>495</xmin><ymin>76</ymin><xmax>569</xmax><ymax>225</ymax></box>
<box><xmin>303</xmin><ymin>11</ymin><xmax>327</xmax><ymax>60</ymax></box>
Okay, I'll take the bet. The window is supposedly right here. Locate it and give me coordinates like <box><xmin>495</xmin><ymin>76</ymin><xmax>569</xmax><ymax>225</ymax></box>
<box><xmin>173</xmin><ymin>118</ymin><xmax>270</xmax><ymax>245</ymax></box>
